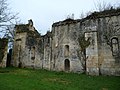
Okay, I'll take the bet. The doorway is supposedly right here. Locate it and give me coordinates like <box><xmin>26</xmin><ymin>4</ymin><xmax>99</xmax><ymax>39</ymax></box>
<box><xmin>64</xmin><ymin>59</ymin><xmax>70</xmax><ymax>71</ymax></box>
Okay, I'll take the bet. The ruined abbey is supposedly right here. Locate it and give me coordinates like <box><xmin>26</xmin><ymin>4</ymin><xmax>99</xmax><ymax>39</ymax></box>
<box><xmin>0</xmin><ymin>9</ymin><xmax>120</xmax><ymax>76</ymax></box>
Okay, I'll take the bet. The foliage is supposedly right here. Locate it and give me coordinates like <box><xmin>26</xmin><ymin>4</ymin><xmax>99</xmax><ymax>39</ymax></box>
<box><xmin>78</xmin><ymin>35</ymin><xmax>90</xmax><ymax>52</ymax></box>
<box><xmin>77</xmin><ymin>35</ymin><xmax>90</xmax><ymax>71</ymax></box>
<box><xmin>0</xmin><ymin>67</ymin><xmax>120</xmax><ymax>90</ymax></box>
<box><xmin>80</xmin><ymin>1</ymin><xmax>120</xmax><ymax>21</ymax></box>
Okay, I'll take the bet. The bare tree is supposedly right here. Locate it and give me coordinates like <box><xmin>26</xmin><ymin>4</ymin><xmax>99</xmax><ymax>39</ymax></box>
<box><xmin>94</xmin><ymin>0</ymin><xmax>115</xmax><ymax>11</ymax></box>
<box><xmin>0</xmin><ymin>0</ymin><xmax>20</xmax><ymax>48</ymax></box>
<box><xmin>79</xmin><ymin>11</ymin><xmax>85</xmax><ymax>19</ymax></box>
<box><xmin>77</xmin><ymin>35</ymin><xmax>90</xmax><ymax>71</ymax></box>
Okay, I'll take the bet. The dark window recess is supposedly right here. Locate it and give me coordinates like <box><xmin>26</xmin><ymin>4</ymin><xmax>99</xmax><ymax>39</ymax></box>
<box><xmin>64</xmin><ymin>45</ymin><xmax>69</xmax><ymax>57</ymax></box>
<box><xmin>31</xmin><ymin>57</ymin><xmax>35</xmax><ymax>60</ymax></box>
<box><xmin>111</xmin><ymin>37</ymin><xmax>119</xmax><ymax>56</ymax></box>
<box><xmin>18</xmin><ymin>62</ymin><xmax>22</xmax><ymax>68</ymax></box>
<box><xmin>16</xmin><ymin>39</ymin><xmax>21</xmax><ymax>41</ymax></box>
<box><xmin>48</xmin><ymin>38</ymin><xmax>50</xmax><ymax>43</ymax></box>
<box><xmin>31</xmin><ymin>46</ymin><xmax>35</xmax><ymax>60</ymax></box>
<box><xmin>111</xmin><ymin>37</ymin><xmax>120</xmax><ymax>63</ymax></box>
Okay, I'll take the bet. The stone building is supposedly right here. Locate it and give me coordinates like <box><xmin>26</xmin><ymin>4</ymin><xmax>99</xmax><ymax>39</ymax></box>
<box><xmin>51</xmin><ymin>19</ymin><xmax>84</xmax><ymax>73</ymax></box>
<box><xmin>12</xmin><ymin>9</ymin><xmax>120</xmax><ymax>76</ymax></box>
<box><xmin>12</xmin><ymin>20</ymin><xmax>44</xmax><ymax>68</ymax></box>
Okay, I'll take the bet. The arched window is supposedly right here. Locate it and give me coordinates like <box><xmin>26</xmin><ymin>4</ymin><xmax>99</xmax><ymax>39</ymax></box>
<box><xmin>111</xmin><ymin>37</ymin><xmax>119</xmax><ymax>56</ymax></box>
<box><xmin>31</xmin><ymin>46</ymin><xmax>35</xmax><ymax>60</ymax></box>
<box><xmin>64</xmin><ymin>45</ymin><xmax>69</xmax><ymax>57</ymax></box>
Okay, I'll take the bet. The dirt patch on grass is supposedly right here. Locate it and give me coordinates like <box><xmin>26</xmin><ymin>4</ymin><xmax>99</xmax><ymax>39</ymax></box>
<box><xmin>43</xmin><ymin>78</ymin><xmax>71</xmax><ymax>85</ymax></box>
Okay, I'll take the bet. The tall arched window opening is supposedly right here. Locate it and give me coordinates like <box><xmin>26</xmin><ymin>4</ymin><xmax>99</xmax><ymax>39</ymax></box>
<box><xmin>64</xmin><ymin>45</ymin><xmax>69</xmax><ymax>57</ymax></box>
<box><xmin>31</xmin><ymin>46</ymin><xmax>35</xmax><ymax>60</ymax></box>
<box><xmin>111</xmin><ymin>37</ymin><xmax>119</xmax><ymax>56</ymax></box>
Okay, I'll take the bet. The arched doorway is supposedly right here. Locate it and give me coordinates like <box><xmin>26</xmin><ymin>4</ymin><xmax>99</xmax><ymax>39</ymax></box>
<box><xmin>64</xmin><ymin>59</ymin><xmax>70</xmax><ymax>71</ymax></box>
<box><xmin>6</xmin><ymin>49</ymin><xmax>12</xmax><ymax>67</ymax></box>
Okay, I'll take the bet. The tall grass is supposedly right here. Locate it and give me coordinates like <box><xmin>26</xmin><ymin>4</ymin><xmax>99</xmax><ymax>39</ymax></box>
<box><xmin>0</xmin><ymin>67</ymin><xmax>120</xmax><ymax>90</ymax></box>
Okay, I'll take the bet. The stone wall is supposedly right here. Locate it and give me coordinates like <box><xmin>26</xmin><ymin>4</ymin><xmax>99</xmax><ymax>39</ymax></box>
<box><xmin>43</xmin><ymin>31</ymin><xmax>52</xmax><ymax>70</ymax></box>
<box><xmin>80</xmin><ymin>9</ymin><xmax>120</xmax><ymax>76</ymax></box>
<box><xmin>0</xmin><ymin>38</ymin><xmax>8</xmax><ymax>67</ymax></box>
<box><xmin>98</xmin><ymin>16</ymin><xmax>120</xmax><ymax>76</ymax></box>
<box><xmin>12</xmin><ymin>20</ymin><xmax>43</xmax><ymax>69</ymax></box>
<box><xmin>52</xmin><ymin>19</ymin><xmax>84</xmax><ymax>73</ymax></box>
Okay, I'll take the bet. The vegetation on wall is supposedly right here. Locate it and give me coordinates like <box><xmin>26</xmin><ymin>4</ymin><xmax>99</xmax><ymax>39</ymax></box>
<box><xmin>26</xmin><ymin>30</ymin><xmax>44</xmax><ymax>54</ymax></box>
<box><xmin>77</xmin><ymin>35</ymin><xmax>90</xmax><ymax>71</ymax></box>
<box><xmin>78</xmin><ymin>35</ymin><xmax>90</xmax><ymax>52</ymax></box>
<box><xmin>0</xmin><ymin>38</ymin><xmax>8</xmax><ymax>62</ymax></box>
<box><xmin>104</xmin><ymin>17</ymin><xmax>120</xmax><ymax>45</ymax></box>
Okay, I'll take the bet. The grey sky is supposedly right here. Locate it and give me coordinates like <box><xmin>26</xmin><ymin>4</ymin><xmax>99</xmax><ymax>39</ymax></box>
<box><xmin>10</xmin><ymin>0</ymin><xmax>120</xmax><ymax>35</ymax></box>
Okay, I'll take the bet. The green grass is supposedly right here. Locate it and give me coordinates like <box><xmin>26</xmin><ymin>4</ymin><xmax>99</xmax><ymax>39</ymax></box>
<box><xmin>0</xmin><ymin>67</ymin><xmax>120</xmax><ymax>90</ymax></box>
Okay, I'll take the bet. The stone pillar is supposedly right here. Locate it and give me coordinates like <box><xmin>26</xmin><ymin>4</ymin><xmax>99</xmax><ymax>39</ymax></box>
<box><xmin>85</xmin><ymin>31</ymin><xmax>99</xmax><ymax>75</ymax></box>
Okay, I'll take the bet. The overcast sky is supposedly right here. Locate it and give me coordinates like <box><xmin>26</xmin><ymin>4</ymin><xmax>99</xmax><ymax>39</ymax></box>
<box><xmin>9</xmin><ymin>0</ymin><xmax>120</xmax><ymax>35</ymax></box>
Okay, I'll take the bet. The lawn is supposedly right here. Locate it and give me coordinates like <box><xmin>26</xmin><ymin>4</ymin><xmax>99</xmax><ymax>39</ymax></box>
<box><xmin>0</xmin><ymin>67</ymin><xmax>120</xmax><ymax>90</ymax></box>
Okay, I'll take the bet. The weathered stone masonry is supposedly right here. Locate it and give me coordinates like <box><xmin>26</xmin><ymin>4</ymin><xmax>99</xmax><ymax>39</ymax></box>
<box><xmin>12</xmin><ymin>20</ymin><xmax>44</xmax><ymax>68</ymax></box>
<box><xmin>12</xmin><ymin>9</ymin><xmax>120</xmax><ymax>76</ymax></box>
<box><xmin>0</xmin><ymin>38</ymin><xmax>8</xmax><ymax>67</ymax></box>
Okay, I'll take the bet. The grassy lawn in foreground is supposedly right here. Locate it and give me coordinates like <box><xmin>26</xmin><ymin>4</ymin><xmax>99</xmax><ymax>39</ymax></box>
<box><xmin>0</xmin><ymin>67</ymin><xmax>120</xmax><ymax>90</ymax></box>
